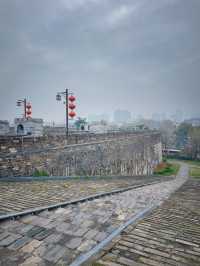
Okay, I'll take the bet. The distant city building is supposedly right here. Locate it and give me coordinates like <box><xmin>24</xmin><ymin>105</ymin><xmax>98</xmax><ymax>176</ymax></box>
<box><xmin>14</xmin><ymin>118</ymin><xmax>43</xmax><ymax>137</ymax></box>
<box><xmin>152</xmin><ymin>113</ymin><xmax>161</xmax><ymax>121</ymax></box>
<box><xmin>113</xmin><ymin>109</ymin><xmax>131</xmax><ymax>124</ymax></box>
<box><xmin>88</xmin><ymin>113</ymin><xmax>110</xmax><ymax>122</ymax></box>
<box><xmin>0</xmin><ymin>120</ymin><xmax>10</xmax><ymax>135</ymax></box>
<box><xmin>120</xmin><ymin>122</ymin><xmax>148</xmax><ymax>132</ymax></box>
<box><xmin>152</xmin><ymin>113</ymin><xmax>167</xmax><ymax>121</ymax></box>
<box><xmin>184</xmin><ymin>118</ymin><xmax>200</xmax><ymax>127</ymax></box>
<box><xmin>89</xmin><ymin>121</ymin><xmax>118</xmax><ymax>133</ymax></box>
<box><xmin>171</xmin><ymin>110</ymin><xmax>183</xmax><ymax>123</ymax></box>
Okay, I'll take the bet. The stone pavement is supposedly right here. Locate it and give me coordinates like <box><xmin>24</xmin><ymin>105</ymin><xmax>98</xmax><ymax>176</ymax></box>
<box><xmin>0</xmin><ymin>175</ymin><xmax>173</xmax><ymax>215</ymax></box>
<box><xmin>0</xmin><ymin>164</ymin><xmax>188</xmax><ymax>265</ymax></box>
<box><xmin>90</xmin><ymin>178</ymin><xmax>200</xmax><ymax>265</ymax></box>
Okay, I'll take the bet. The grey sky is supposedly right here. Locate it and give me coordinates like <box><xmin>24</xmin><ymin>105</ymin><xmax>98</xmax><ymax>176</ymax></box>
<box><xmin>0</xmin><ymin>0</ymin><xmax>200</xmax><ymax>122</ymax></box>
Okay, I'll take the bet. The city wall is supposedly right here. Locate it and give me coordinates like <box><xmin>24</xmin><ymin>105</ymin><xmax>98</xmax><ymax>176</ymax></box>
<box><xmin>0</xmin><ymin>132</ymin><xmax>162</xmax><ymax>177</ymax></box>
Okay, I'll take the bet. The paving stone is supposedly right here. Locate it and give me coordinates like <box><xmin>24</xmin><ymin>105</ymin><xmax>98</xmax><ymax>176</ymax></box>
<box><xmin>56</xmin><ymin>248</ymin><xmax>75</xmax><ymax>265</ymax></box>
<box><xmin>95</xmin><ymin>232</ymin><xmax>108</xmax><ymax>242</ymax></box>
<box><xmin>34</xmin><ymin>229</ymin><xmax>53</xmax><ymax>241</ymax></box>
<box><xmin>33</xmin><ymin>242</ymin><xmax>54</xmax><ymax>258</ymax></box>
<box><xmin>26</xmin><ymin>226</ymin><xmax>44</xmax><ymax>238</ymax></box>
<box><xmin>73</xmin><ymin>227</ymin><xmax>89</xmax><ymax>237</ymax></box>
<box><xmin>66</xmin><ymin>237</ymin><xmax>82</xmax><ymax>249</ymax></box>
<box><xmin>54</xmin><ymin>208</ymin><xmax>72</xmax><ymax>215</ymax></box>
<box><xmin>21</xmin><ymin>215</ymin><xmax>38</xmax><ymax>224</ymax></box>
<box><xmin>55</xmin><ymin>222</ymin><xmax>70</xmax><ymax>233</ymax></box>
<box><xmin>43</xmin><ymin>233</ymin><xmax>63</xmax><ymax>244</ymax></box>
<box><xmin>57</xmin><ymin>233</ymin><xmax>72</xmax><ymax>246</ymax></box>
<box><xmin>106</xmin><ymin>225</ymin><xmax>117</xmax><ymax>234</ymax></box>
<box><xmin>81</xmin><ymin>220</ymin><xmax>94</xmax><ymax>228</ymax></box>
<box><xmin>15</xmin><ymin>224</ymin><xmax>34</xmax><ymax>235</ymax></box>
<box><xmin>8</xmin><ymin>236</ymin><xmax>31</xmax><ymax>250</ymax></box>
<box><xmin>0</xmin><ymin>233</ymin><xmax>21</xmax><ymax>247</ymax></box>
<box><xmin>20</xmin><ymin>239</ymin><xmax>41</xmax><ymax>253</ymax></box>
<box><xmin>31</xmin><ymin>217</ymin><xmax>51</xmax><ymax>227</ymax></box>
<box><xmin>44</xmin><ymin>220</ymin><xmax>60</xmax><ymax>229</ymax></box>
<box><xmin>0</xmin><ymin>220</ymin><xmax>21</xmax><ymax>230</ymax></box>
<box><xmin>0</xmin><ymin>231</ymin><xmax>10</xmax><ymax>241</ymax></box>
<box><xmin>77</xmin><ymin>239</ymin><xmax>97</xmax><ymax>252</ymax></box>
<box><xmin>0</xmin><ymin>247</ymin><xmax>28</xmax><ymax>265</ymax></box>
<box><xmin>84</xmin><ymin>229</ymin><xmax>99</xmax><ymax>239</ymax></box>
<box><xmin>19</xmin><ymin>255</ymin><xmax>43</xmax><ymax>266</ymax></box>
<box><xmin>43</xmin><ymin>244</ymin><xmax>66</xmax><ymax>263</ymax></box>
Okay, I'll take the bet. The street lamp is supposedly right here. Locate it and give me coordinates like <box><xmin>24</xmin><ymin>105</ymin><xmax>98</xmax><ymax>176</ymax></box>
<box><xmin>56</xmin><ymin>89</ymin><xmax>76</xmax><ymax>138</ymax></box>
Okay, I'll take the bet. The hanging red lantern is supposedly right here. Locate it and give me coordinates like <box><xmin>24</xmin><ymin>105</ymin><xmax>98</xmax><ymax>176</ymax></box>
<box><xmin>26</xmin><ymin>110</ymin><xmax>32</xmax><ymax>116</ymax></box>
<box><xmin>68</xmin><ymin>103</ymin><xmax>76</xmax><ymax>110</ymax></box>
<box><xmin>69</xmin><ymin>111</ymin><xmax>76</xmax><ymax>118</ymax></box>
<box><xmin>26</xmin><ymin>102</ymin><xmax>32</xmax><ymax>118</ymax></box>
<box><xmin>68</xmin><ymin>95</ymin><xmax>76</xmax><ymax>102</ymax></box>
<box><xmin>26</xmin><ymin>103</ymin><xmax>31</xmax><ymax>109</ymax></box>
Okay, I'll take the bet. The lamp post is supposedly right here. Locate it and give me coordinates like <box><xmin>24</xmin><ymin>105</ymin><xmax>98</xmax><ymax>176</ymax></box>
<box><xmin>56</xmin><ymin>89</ymin><xmax>76</xmax><ymax>138</ymax></box>
<box><xmin>16</xmin><ymin>98</ymin><xmax>27</xmax><ymax>119</ymax></box>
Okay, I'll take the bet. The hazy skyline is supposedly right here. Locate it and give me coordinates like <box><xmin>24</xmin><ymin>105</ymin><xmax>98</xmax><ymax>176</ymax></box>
<box><xmin>0</xmin><ymin>0</ymin><xmax>200</xmax><ymax>123</ymax></box>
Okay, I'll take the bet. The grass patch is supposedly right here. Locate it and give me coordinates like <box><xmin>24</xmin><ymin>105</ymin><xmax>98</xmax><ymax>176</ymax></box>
<box><xmin>33</xmin><ymin>169</ymin><xmax>49</xmax><ymax>177</ymax></box>
<box><xmin>190</xmin><ymin>167</ymin><xmax>200</xmax><ymax>178</ymax></box>
<box><xmin>184</xmin><ymin>160</ymin><xmax>200</xmax><ymax>167</ymax></box>
<box><xmin>166</xmin><ymin>157</ymin><xmax>200</xmax><ymax>167</ymax></box>
<box><xmin>154</xmin><ymin>162</ymin><xmax>180</xmax><ymax>176</ymax></box>
<box><xmin>89</xmin><ymin>263</ymin><xmax>105</xmax><ymax>266</ymax></box>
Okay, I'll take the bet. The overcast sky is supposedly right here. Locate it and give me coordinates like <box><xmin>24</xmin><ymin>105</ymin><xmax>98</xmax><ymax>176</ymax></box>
<box><xmin>0</xmin><ymin>0</ymin><xmax>200</xmax><ymax>123</ymax></box>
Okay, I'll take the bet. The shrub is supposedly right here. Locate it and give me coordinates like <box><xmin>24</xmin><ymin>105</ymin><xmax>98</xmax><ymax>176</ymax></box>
<box><xmin>33</xmin><ymin>169</ymin><xmax>49</xmax><ymax>177</ymax></box>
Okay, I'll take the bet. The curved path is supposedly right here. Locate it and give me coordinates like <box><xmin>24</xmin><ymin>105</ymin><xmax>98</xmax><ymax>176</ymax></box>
<box><xmin>0</xmin><ymin>164</ymin><xmax>188</xmax><ymax>265</ymax></box>
<box><xmin>92</xmin><ymin>165</ymin><xmax>200</xmax><ymax>266</ymax></box>
<box><xmin>0</xmin><ymin>175</ymin><xmax>173</xmax><ymax>216</ymax></box>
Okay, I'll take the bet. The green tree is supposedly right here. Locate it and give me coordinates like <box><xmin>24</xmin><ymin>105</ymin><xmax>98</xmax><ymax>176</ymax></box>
<box><xmin>175</xmin><ymin>123</ymin><xmax>192</xmax><ymax>149</ymax></box>
<box><xmin>188</xmin><ymin>127</ymin><xmax>200</xmax><ymax>160</ymax></box>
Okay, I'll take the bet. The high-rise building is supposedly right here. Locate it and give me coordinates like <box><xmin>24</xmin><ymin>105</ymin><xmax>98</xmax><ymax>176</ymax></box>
<box><xmin>88</xmin><ymin>113</ymin><xmax>109</xmax><ymax>122</ymax></box>
<box><xmin>113</xmin><ymin>109</ymin><xmax>132</xmax><ymax>124</ymax></box>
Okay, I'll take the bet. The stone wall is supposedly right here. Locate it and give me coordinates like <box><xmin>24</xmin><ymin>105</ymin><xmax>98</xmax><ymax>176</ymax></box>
<box><xmin>0</xmin><ymin>132</ymin><xmax>162</xmax><ymax>177</ymax></box>
<box><xmin>0</xmin><ymin>120</ymin><xmax>10</xmax><ymax>135</ymax></box>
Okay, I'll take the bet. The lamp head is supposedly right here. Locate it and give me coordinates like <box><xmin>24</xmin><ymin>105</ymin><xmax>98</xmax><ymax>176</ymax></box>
<box><xmin>56</xmin><ymin>94</ymin><xmax>61</xmax><ymax>101</ymax></box>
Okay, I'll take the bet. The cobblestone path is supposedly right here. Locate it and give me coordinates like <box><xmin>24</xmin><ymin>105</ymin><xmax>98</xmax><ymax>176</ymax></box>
<box><xmin>0</xmin><ymin>164</ymin><xmax>188</xmax><ymax>265</ymax></box>
<box><xmin>92</xmin><ymin>176</ymin><xmax>200</xmax><ymax>265</ymax></box>
<box><xmin>0</xmin><ymin>176</ymin><xmax>173</xmax><ymax>215</ymax></box>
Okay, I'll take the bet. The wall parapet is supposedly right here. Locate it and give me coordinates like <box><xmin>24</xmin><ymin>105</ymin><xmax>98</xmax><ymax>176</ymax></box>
<box><xmin>0</xmin><ymin>132</ymin><xmax>162</xmax><ymax>177</ymax></box>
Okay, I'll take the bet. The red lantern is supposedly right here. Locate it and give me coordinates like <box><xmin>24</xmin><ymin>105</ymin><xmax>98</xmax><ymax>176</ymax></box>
<box><xmin>26</xmin><ymin>103</ymin><xmax>31</xmax><ymax>109</ymax></box>
<box><xmin>69</xmin><ymin>111</ymin><xmax>76</xmax><ymax>118</ymax></box>
<box><xmin>26</xmin><ymin>102</ymin><xmax>32</xmax><ymax>118</ymax></box>
<box><xmin>68</xmin><ymin>103</ymin><xmax>76</xmax><ymax>110</ymax></box>
<box><xmin>68</xmin><ymin>95</ymin><xmax>76</xmax><ymax>102</ymax></box>
<box><xmin>26</xmin><ymin>110</ymin><xmax>32</xmax><ymax>116</ymax></box>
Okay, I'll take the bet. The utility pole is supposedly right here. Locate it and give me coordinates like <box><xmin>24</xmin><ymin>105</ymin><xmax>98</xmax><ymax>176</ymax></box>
<box><xmin>65</xmin><ymin>88</ymin><xmax>69</xmax><ymax>138</ymax></box>
<box><xmin>56</xmin><ymin>88</ymin><xmax>76</xmax><ymax>139</ymax></box>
